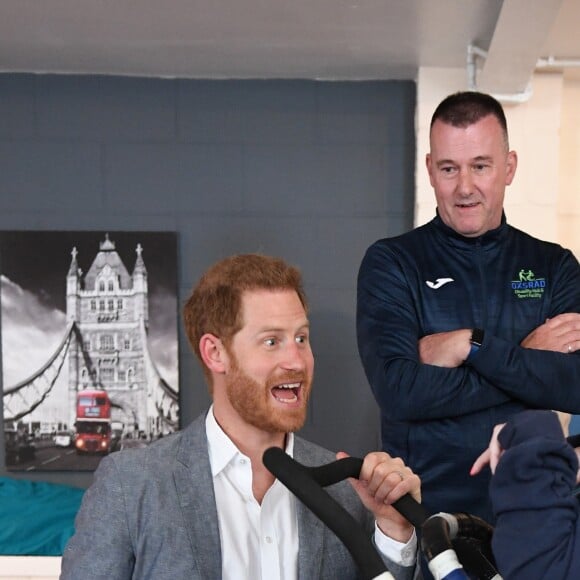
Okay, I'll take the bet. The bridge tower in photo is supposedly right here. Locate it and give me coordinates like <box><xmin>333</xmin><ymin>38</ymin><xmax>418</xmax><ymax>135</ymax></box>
<box><xmin>66</xmin><ymin>235</ymin><xmax>151</xmax><ymax>436</ymax></box>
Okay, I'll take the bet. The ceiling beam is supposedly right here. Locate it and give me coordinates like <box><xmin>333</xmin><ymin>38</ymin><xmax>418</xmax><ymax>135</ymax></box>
<box><xmin>477</xmin><ymin>0</ymin><xmax>564</xmax><ymax>95</ymax></box>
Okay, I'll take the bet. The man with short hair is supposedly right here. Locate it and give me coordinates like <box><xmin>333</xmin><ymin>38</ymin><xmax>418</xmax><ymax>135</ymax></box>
<box><xmin>357</xmin><ymin>91</ymin><xmax>580</xmax><ymax>526</ymax></box>
<box><xmin>62</xmin><ymin>253</ymin><xmax>421</xmax><ymax>580</ymax></box>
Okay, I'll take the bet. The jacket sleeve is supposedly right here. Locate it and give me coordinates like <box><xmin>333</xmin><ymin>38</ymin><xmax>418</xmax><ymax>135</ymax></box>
<box><xmin>356</xmin><ymin>242</ymin><xmax>511</xmax><ymax>422</ymax></box>
<box><xmin>490</xmin><ymin>410</ymin><xmax>580</xmax><ymax>580</ymax></box>
<box><xmin>375</xmin><ymin>549</ymin><xmax>421</xmax><ymax>580</ymax></box>
<box><xmin>469</xmin><ymin>249</ymin><xmax>580</xmax><ymax>413</ymax></box>
<box><xmin>60</xmin><ymin>456</ymin><xmax>135</xmax><ymax>580</ymax></box>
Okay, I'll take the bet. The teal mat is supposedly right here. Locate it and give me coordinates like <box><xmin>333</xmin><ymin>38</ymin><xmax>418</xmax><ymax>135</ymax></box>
<box><xmin>0</xmin><ymin>477</ymin><xmax>84</xmax><ymax>555</ymax></box>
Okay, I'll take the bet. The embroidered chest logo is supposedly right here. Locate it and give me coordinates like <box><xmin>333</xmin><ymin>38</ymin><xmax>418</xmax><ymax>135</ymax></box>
<box><xmin>425</xmin><ymin>277</ymin><xmax>454</xmax><ymax>289</ymax></box>
<box><xmin>511</xmin><ymin>269</ymin><xmax>546</xmax><ymax>299</ymax></box>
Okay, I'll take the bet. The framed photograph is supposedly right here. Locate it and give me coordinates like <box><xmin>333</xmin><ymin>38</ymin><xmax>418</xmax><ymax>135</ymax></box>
<box><xmin>1</xmin><ymin>231</ymin><xmax>179</xmax><ymax>471</ymax></box>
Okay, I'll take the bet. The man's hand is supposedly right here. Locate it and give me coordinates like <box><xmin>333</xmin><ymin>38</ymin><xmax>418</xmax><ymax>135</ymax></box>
<box><xmin>419</xmin><ymin>329</ymin><xmax>472</xmax><ymax>367</ymax></box>
<box><xmin>337</xmin><ymin>451</ymin><xmax>420</xmax><ymax>543</ymax></box>
<box><xmin>470</xmin><ymin>423</ymin><xmax>506</xmax><ymax>476</ymax></box>
<box><xmin>557</xmin><ymin>411</ymin><xmax>572</xmax><ymax>436</ymax></box>
<box><xmin>521</xmin><ymin>313</ymin><xmax>580</xmax><ymax>353</ymax></box>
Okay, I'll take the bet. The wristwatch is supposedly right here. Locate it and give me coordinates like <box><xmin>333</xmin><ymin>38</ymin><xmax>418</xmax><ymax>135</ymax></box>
<box><xmin>467</xmin><ymin>328</ymin><xmax>484</xmax><ymax>360</ymax></box>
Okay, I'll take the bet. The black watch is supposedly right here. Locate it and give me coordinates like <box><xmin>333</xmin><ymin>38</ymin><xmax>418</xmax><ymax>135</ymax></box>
<box><xmin>467</xmin><ymin>328</ymin><xmax>484</xmax><ymax>360</ymax></box>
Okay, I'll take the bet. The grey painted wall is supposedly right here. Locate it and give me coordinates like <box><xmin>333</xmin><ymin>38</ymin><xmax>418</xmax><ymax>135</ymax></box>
<box><xmin>0</xmin><ymin>74</ymin><xmax>416</xmax><ymax>488</ymax></box>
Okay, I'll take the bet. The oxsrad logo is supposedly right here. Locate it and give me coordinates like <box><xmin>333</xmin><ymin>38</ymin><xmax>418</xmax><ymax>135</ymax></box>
<box><xmin>511</xmin><ymin>268</ymin><xmax>546</xmax><ymax>299</ymax></box>
<box><xmin>425</xmin><ymin>278</ymin><xmax>454</xmax><ymax>289</ymax></box>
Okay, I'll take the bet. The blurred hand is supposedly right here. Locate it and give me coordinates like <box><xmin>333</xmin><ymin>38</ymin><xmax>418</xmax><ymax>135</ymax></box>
<box><xmin>337</xmin><ymin>450</ymin><xmax>420</xmax><ymax>542</ymax></box>
<box><xmin>470</xmin><ymin>423</ymin><xmax>506</xmax><ymax>476</ymax></box>
<box><xmin>557</xmin><ymin>411</ymin><xmax>571</xmax><ymax>437</ymax></box>
<box><xmin>575</xmin><ymin>448</ymin><xmax>580</xmax><ymax>485</ymax></box>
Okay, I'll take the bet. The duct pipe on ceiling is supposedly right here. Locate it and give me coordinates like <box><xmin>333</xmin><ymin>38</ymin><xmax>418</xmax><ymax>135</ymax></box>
<box><xmin>536</xmin><ymin>56</ymin><xmax>580</xmax><ymax>68</ymax></box>
<box><xmin>468</xmin><ymin>44</ymin><xmax>580</xmax><ymax>105</ymax></box>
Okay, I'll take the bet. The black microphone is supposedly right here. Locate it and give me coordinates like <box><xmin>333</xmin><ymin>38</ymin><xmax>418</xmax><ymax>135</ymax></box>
<box><xmin>263</xmin><ymin>447</ymin><xmax>389</xmax><ymax>580</ymax></box>
<box><xmin>263</xmin><ymin>447</ymin><xmax>499</xmax><ymax>580</ymax></box>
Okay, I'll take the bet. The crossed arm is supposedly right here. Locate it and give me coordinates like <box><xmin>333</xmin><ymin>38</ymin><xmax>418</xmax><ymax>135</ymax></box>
<box><xmin>419</xmin><ymin>312</ymin><xmax>580</xmax><ymax>368</ymax></box>
<box><xmin>357</xmin><ymin>244</ymin><xmax>580</xmax><ymax>421</ymax></box>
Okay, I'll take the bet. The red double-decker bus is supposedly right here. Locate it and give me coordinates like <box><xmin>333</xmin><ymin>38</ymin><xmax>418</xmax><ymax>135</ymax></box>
<box><xmin>74</xmin><ymin>389</ymin><xmax>112</xmax><ymax>454</ymax></box>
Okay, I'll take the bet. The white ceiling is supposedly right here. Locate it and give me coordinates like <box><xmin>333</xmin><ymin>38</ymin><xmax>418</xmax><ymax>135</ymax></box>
<box><xmin>1</xmin><ymin>0</ymin><xmax>580</xmax><ymax>92</ymax></box>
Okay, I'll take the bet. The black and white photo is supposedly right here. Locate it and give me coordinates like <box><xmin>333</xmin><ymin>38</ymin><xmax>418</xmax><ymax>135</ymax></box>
<box><xmin>1</xmin><ymin>231</ymin><xmax>179</xmax><ymax>471</ymax></box>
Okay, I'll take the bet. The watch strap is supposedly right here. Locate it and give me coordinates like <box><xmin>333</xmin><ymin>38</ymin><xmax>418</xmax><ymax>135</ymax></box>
<box><xmin>467</xmin><ymin>328</ymin><xmax>484</xmax><ymax>360</ymax></box>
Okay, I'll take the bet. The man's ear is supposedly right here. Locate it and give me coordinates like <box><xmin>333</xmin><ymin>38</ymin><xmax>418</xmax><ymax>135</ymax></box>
<box><xmin>199</xmin><ymin>334</ymin><xmax>227</xmax><ymax>374</ymax></box>
<box><xmin>425</xmin><ymin>153</ymin><xmax>435</xmax><ymax>187</ymax></box>
<box><xmin>505</xmin><ymin>150</ymin><xmax>518</xmax><ymax>185</ymax></box>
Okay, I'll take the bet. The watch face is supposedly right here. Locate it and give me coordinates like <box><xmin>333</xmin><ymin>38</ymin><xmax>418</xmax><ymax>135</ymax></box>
<box><xmin>471</xmin><ymin>328</ymin><xmax>484</xmax><ymax>346</ymax></box>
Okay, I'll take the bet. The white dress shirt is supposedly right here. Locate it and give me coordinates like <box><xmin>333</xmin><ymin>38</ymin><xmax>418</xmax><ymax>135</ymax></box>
<box><xmin>205</xmin><ymin>406</ymin><xmax>416</xmax><ymax>580</ymax></box>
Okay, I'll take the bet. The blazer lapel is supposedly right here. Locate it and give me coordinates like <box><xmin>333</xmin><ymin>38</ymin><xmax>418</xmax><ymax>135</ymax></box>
<box><xmin>173</xmin><ymin>414</ymin><xmax>222</xmax><ymax>580</ymax></box>
<box><xmin>296</xmin><ymin>498</ymin><xmax>326</xmax><ymax>579</ymax></box>
<box><xmin>294</xmin><ymin>440</ymin><xmax>327</xmax><ymax>580</ymax></box>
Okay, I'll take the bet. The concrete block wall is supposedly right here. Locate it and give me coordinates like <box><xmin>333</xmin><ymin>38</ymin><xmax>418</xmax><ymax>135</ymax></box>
<box><xmin>559</xmin><ymin>74</ymin><xmax>580</xmax><ymax>260</ymax></box>
<box><xmin>0</xmin><ymin>74</ymin><xmax>416</xmax><ymax>487</ymax></box>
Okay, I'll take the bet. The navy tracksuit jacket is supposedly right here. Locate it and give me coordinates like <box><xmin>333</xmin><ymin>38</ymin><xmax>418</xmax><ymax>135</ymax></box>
<box><xmin>357</xmin><ymin>213</ymin><xmax>580</xmax><ymax>523</ymax></box>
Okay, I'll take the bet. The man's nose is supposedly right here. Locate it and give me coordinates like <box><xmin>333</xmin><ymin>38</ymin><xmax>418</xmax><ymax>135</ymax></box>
<box><xmin>457</xmin><ymin>168</ymin><xmax>473</xmax><ymax>195</ymax></box>
<box><xmin>280</xmin><ymin>342</ymin><xmax>309</xmax><ymax>370</ymax></box>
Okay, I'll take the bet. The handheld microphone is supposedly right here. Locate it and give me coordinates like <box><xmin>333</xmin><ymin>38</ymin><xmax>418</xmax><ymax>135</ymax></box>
<box><xmin>263</xmin><ymin>447</ymin><xmax>393</xmax><ymax>580</ymax></box>
<box><xmin>263</xmin><ymin>447</ymin><xmax>501</xmax><ymax>580</ymax></box>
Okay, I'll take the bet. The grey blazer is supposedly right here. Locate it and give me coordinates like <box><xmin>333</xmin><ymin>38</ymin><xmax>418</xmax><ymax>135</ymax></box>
<box><xmin>61</xmin><ymin>412</ymin><xmax>419</xmax><ymax>580</ymax></box>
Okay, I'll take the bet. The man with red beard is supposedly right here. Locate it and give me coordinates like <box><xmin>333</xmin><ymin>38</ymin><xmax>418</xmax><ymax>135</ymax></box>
<box><xmin>62</xmin><ymin>253</ymin><xmax>422</xmax><ymax>580</ymax></box>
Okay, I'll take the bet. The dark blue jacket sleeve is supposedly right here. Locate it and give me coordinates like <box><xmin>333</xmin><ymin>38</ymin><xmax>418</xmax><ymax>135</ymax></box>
<box><xmin>357</xmin><ymin>241</ymin><xmax>580</xmax><ymax>422</ymax></box>
<box><xmin>357</xmin><ymin>243</ymin><xmax>510</xmax><ymax>422</ymax></box>
<box><xmin>490</xmin><ymin>410</ymin><xmax>580</xmax><ymax>580</ymax></box>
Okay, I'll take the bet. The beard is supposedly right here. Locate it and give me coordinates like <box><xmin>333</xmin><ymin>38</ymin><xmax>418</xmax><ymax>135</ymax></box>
<box><xmin>225</xmin><ymin>355</ymin><xmax>312</xmax><ymax>434</ymax></box>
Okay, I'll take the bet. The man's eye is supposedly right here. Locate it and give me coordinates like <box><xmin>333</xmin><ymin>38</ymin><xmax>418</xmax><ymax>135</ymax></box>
<box><xmin>296</xmin><ymin>335</ymin><xmax>308</xmax><ymax>344</ymax></box>
<box><xmin>441</xmin><ymin>166</ymin><xmax>456</xmax><ymax>174</ymax></box>
<box><xmin>264</xmin><ymin>338</ymin><xmax>277</xmax><ymax>347</ymax></box>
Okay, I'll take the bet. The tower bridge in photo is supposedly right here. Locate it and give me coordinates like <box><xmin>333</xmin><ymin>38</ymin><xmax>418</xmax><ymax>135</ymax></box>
<box><xmin>3</xmin><ymin>236</ymin><xmax>178</xmax><ymax>438</ymax></box>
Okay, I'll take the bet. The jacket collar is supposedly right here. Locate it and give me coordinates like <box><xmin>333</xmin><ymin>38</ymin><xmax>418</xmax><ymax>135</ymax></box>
<box><xmin>432</xmin><ymin>210</ymin><xmax>509</xmax><ymax>249</ymax></box>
